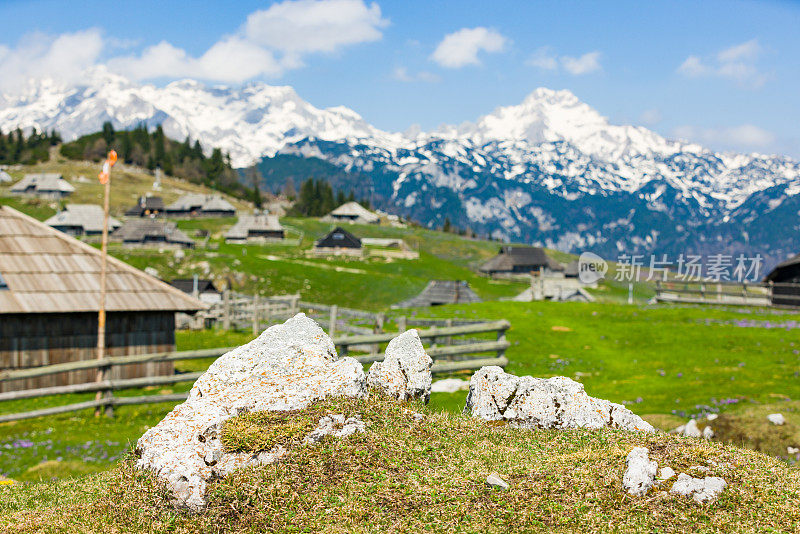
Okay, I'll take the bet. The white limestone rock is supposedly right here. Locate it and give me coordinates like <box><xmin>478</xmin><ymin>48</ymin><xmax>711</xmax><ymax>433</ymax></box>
<box><xmin>658</xmin><ymin>466</ymin><xmax>676</xmax><ymax>481</ymax></box>
<box><xmin>304</xmin><ymin>414</ymin><xmax>366</xmax><ymax>445</ymax></box>
<box><xmin>486</xmin><ymin>472</ymin><xmax>509</xmax><ymax>490</ymax></box>
<box><xmin>367</xmin><ymin>329</ymin><xmax>432</xmax><ymax>403</ymax></box>
<box><xmin>464</xmin><ymin>367</ymin><xmax>654</xmax><ymax>432</ymax></box>
<box><xmin>623</xmin><ymin>447</ymin><xmax>657</xmax><ymax>496</ymax></box>
<box><xmin>767</xmin><ymin>413</ymin><xmax>786</xmax><ymax>426</ymax></box>
<box><xmin>135</xmin><ymin>313</ymin><xmax>367</xmax><ymax>510</ymax></box>
<box><xmin>703</xmin><ymin>425</ymin><xmax>714</xmax><ymax>440</ymax></box>
<box><xmin>682</xmin><ymin>419</ymin><xmax>702</xmax><ymax>438</ymax></box>
<box><xmin>670</xmin><ymin>473</ymin><xmax>727</xmax><ymax>503</ymax></box>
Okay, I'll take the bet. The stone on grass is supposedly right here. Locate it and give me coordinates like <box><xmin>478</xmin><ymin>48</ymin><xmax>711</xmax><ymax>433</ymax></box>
<box><xmin>623</xmin><ymin>447</ymin><xmax>657</xmax><ymax>496</ymax></box>
<box><xmin>767</xmin><ymin>413</ymin><xmax>785</xmax><ymax>426</ymax></box>
<box><xmin>367</xmin><ymin>329</ymin><xmax>432</xmax><ymax>403</ymax></box>
<box><xmin>431</xmin><ymin>378</ymin><xmax>470</xmax><ymax>393</ymax></box>
<box><xmin>658</xmin><ymin>467</ymin><xmax>676</xmax><ymax>481</ymax></box>
<box><xmin>304</xmin><ymin>414</ymin><xmax>366</xmax><ymax>445</ymax></box>
<box><xmin>135</xmin><ymin>313</ymin><xmax>367</xmax><ymax>510</ymax></box>
<box><xmin>670</xmin><ymin>473</ymin><xmax>727</xmax><ymax>503</ymax></box>
<box><xmin>682</xmin><ymin>419</ymin><xmax>702</xmax><ymax>438</ymax></box>
<box><xmin>703</xmin><ymin>426</ymin><xmax>714</xmax><ymax>440</ymax></box>
<box><xmin>486</xmin><ymin>472</ymin><xmax>509</xmax><ymax>490</ymax></box>
<box><xmin>464</xmin><ymin>367</ymin><xmax>654</xmax><ymax>432</ymax></box>
<box><xmin>788</xmin><ymin>446</ymin><xmax>799</xmax><ymax>455</ymax></box>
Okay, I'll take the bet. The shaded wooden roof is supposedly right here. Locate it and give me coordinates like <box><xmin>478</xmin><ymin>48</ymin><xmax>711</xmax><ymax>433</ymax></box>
<box><xmin>328</xmin><ymin>202</ymin><xmax>380</xmax><ymax>223</ymax></box>
<box><xmin>166</xmin><ymin>194</ymin><xmax>236</xmax><ymax>213</ymax></box>
<box><xmin>480</xmin><ymin>245</ymin><xmax>563</xmax><ymax>273</ymax></box>
<box><xmin>169</xmin><ymin>279</ymin><xmax>220</xmax><ymax>295</ymax></box>
<box><xmin>316</xmin><ymin>226</ymin><xmax>362</xmax><ymax>249</ymax></box>
<box><xmin>111</xmin><ymin>219</ymin><xmax>194</xmax><ymax>246</ymax></box>
<box><xmin>224</xmin><ymin>214</ymin><xmax>283</xmax><ymax>239</ymax></box>
<box><xmin>0</xmin><ymin>205</ymin><xmax>205</xmax><ymax>314</ymax></box>
<box><xmin>44</xmin><ymin>204</ymin><xmax>122</xmax><ymax>233</ymax></box>
<box><xmin>10</xmin><ymin>173</ymin><xmax>74</xmax><ymax>194</ymax></box>
<box><xmin>395</xmin><ymin>280</ymin><xmax>481</xmax><ymax>308</ymax></box>
<box><xmin>765</xmin><ymin>253</ymin><xmax>800</xmax><ymax>283</ymax></box>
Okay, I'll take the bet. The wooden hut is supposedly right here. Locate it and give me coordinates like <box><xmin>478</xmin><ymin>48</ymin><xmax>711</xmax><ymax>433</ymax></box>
<box><xmin>44</xmin><ymin>204</ymin><xmax>122</xmax><ymax>236</ymax></box>
<box><xmin>224</xmin><ymin>214</ymin><xmax>284</xmax><ymax>243</ymax></box>
<box><xmin>166</xmin><ymin>194</ymin><xmax>236</xmax><ymax>218</ymax></box>
<box><xmin>395</xmin><ymin>280</ymin><xmax>481</xmax><ymax>308</ymax></box>
<box><xmin>311</xmin><ymin>226</ymin><xmax>363</xmax><ymax>256</ymax></box>
<box><xmin>324</xmin><ymin>202</ymin><xmax>380</xmax><ymax>224</ymax></box>
<box><xmin>125</xmin><ymin>195</ymin><xmax>166</xmax><ymax>217</ymax></box>
<box><xmin>764</xmin><ymin>254</ymin><xmax>800</xmax><ymax>307</ymax></box>
<box><xmin>0</xmin><ymin>205</ymin><xmax>204</xmax><ymax>393</ymax></box>
<box><xmin>111</xmin><ymin>219</ymin><xmax>194</xmax><ymax>248</ymax></box>
<box><xmin>169</xmin><ymin>278</ymin><xmax>222</xmax><ymax>304</ymax></box>
<box><xmin>10</xmin><ymin>173</ymin><xmax>74</xmax><ymax>199</ymax></box>
<box><xmin>480</xmin><ymin>246</ymin><xmax>563</xmax><ymax>276</ymax></box>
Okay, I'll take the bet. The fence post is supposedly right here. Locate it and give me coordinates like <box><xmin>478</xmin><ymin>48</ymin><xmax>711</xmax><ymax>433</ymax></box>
<box><xmin>445</xmin><ymin>319</ymin><xmax>453</xmax><ymax>346</ymax></box>
<box><xmin>291</xmin><ymin>294</ymin><xmax>299</xmax><ymax>316</ymax></box>
<box><xmin>496</xmin><ymin>326</ymin><xmax>507</xmax><ymax>361</ymax></box>
<box><xmin>223</xmin><ymin>288</ymin><xmax>231</xmax><ymax>330</ymax></box>
<box><xmin>373</xmin><ymin>312</ymin><xmax>385</xmax><ymax>354</ymax></box>
<box><xmin>397</xmin><ymin>315</ymin><xmax>407</xmax><ymax>333</ymax></box>
<box><xmin>329</xmin><ymin>305</ymin><xmax>338</xmax><ymax>338</ymax></box>
<box><xmin>252</xmin><ymin>294</ymin><xmax>259</xmax><ymax>335</ymax></box>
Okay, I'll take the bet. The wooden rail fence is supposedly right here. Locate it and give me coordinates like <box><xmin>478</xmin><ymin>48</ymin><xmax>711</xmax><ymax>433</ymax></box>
<box><xmin>0</xmin><ymin>320</ymin><xmax>510</xmax><ymax>423</ymax></box>
<box><xmin>655</xmin><ymin>280</ymin><xmax>800</xmax><ymax>308</ymax></box>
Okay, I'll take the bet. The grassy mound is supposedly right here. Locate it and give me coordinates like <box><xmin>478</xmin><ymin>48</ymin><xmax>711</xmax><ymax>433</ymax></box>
<box><xmin>2</xmin><ymin>396</ymin><xmax>800</xmax><ymax>533</ymax></box>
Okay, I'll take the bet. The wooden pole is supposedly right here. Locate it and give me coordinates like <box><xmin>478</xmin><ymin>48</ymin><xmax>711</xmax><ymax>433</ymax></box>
<box><xmin>329</xmin><ymin>305</ymin><xmax>338</xmax><ymax>338</ymax></box>
<box><xmin>95</xmin><ymin>151</ymin><xmax>116</xmax><ymax>418</ymax></box>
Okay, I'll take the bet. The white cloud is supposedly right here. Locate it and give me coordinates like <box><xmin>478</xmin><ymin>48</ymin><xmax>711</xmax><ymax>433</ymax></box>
<box><xmin>639</xmin><ymin>108</ymin><xmax>662</xmax><ymax>126</ymax></box>
<box><xmin>677</xmin><ymin>39</ymin><xmax>767</xmax><ymax>88</ymax></box>
<box><xmin>430</xmin><ymin>27</ymin><xmax>506</xmax><ymax>69</ymax></box>
<box><xmin>243</xmin><ymin>0</ymin><xmax>387</xmax><ymax>53</ymax></box>
<box><xmin>561</xmin><ymin>51</ymin><xmax>602</xmax><ymax>75</ymax></box>
<box><xmin>0</xmin><ymin>29</ymin><xmax>104</xmax><ymax>92</ymax></box>
<box><xmin>0</xmin><ymin>0</ymin><xmax>388</xmax><ymax>90</ymax></box>
<box><xmin>672</xmin><ymin>124</ymin><xmax>776</xmax><ymax>152</ymax></box>
<box><xmin>526</xmin><ymin>47</ymin><xmax>602</xmax><ymax>76</ymax></box>
<box><xmin>392</xmin><ymin>66</ymin><xmax>439</xmax><ymax>83</ymax></box>
<box><xmin>525</xmin><ymin>47</ymin><xmax>558</xmax><ymax>70</ymax></box>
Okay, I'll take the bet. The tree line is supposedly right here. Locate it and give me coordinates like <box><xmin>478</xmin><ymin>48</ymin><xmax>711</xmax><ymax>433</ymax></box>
<box><xmin>288</xmin><ymin>178</ymin><xmax>372</xmax><ymax>217</ymax></box>
<box><xmin>0</xmin><ymin>128</ymin><xmax>61</xmax><ymax>165</ymax></box>
<box><xmin>60</xmin><ymin>122</ymin><xmax>251</xmax><ymax>199</ymax></box>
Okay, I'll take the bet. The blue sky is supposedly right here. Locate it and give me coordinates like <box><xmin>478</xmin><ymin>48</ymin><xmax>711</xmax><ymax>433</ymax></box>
<box><xmin>1</xmin><ymin>0</ymin><xmax>798</xmax><ymax>157</ymax></box>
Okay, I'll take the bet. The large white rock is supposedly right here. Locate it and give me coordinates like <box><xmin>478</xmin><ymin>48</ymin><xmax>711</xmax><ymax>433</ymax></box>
<box><xmin>767</xmin><ymin>413</ymin><xmax>785</xmax><ymax>426</ymax></box>
<box><xmin>623</xmin><ymin>447</ymin><xmax>657</xmax><ymax>496</ymax></box>
<box><xmin>135</xmin><ymin>314</ymin><xmax>367</xmax><ymax>509</ymax></box>
<box><xmin>682</xmin><ymin>419</ymin><xmax>702</xmax><ymax>438</ymax></box>
<box><xmin>464</xmin><ymin>367</ymin><xmax>654</xmax><ymax>432</ymax></box>
<box><xmin>367</xmin><ymin>329</ymin><xmax>432</xmax><ymax>403</ymax></box>
<box><xmin>670</xmin><ymin>473</ymin><xmax>727</xmax><ymax>503</ymax></box>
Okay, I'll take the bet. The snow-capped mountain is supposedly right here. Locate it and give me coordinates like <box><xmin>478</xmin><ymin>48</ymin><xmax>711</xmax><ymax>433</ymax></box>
<box><xmin>0</xmin><ymin>66</ymin><xmax>404</xmax><ymax>167</ymax></box>
<box><xmin>1</xmin><ymin>70</ymin><xmax>798</xmax><ymax>266</ymax></box>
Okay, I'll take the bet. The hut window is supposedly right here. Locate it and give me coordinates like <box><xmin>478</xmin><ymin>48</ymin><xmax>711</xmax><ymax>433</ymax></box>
<box><xmin>0</xmin><ymin>273</ymin><xmax>7</xmax><ymax>290</ymax></box>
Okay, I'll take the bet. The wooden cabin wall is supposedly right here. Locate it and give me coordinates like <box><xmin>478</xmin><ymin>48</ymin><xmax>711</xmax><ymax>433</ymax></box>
<box><xmin>0</xmin><ymin>311</ymin><xmax>175</xmax><ymax>393</ymax></box>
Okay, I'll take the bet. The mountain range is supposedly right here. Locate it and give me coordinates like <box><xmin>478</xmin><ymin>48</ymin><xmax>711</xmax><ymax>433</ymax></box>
<box><xmin>1</xmin><ymin>67</ymin><xmax>798</xmax><ymax>268</ymax></box>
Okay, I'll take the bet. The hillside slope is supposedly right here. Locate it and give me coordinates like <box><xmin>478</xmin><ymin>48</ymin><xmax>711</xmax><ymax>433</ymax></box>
<box><xmin>1</xmin><ymin>395</ymin><xmax>799</xmax><ymax>533</ymax></box>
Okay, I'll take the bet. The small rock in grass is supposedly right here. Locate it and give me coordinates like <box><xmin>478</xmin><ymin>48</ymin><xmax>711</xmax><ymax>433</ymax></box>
<box><xmin>681</xmin><ymin>419</ymin><xmax>702</xmax><ymax>438</ymax></box>
<box><xmin>703</xmin><ymin>426</ymin><xmax>714</xmax><ymax>440</ymax></box>
<box><xmin>670</xmin><ymin>473</ymin><xmax>727</xmax><ymax>503</ymax></box>
<box><xmin>367</xmin><ymin>329</ymin><xmax>432</xmax><ymax>403</ymax></box>
<box><xmin>706</xmin><ymin>414</ymin><xmax>718</xmax><ymax>421</ymax></box>
<box><xmin>767</xmin><ymin>413</ymin><xmax>785</xmax><ymax>426</ymax></box>
<box><xmin>788</xmin><ymin>446</ymin><xmax>799</xmax><ymax>455</ymax></box>
<box><xmin>486</xmin><ymin>472</ymin><xmax>509</xmax><ymax>490</ymax></box>
<box><xmin>430</xmin><ymin>378</ymin><xmax>470</xmax><ymax>393</ymax></box>
<box><xmin>304</xmin><ymin>414</ymin><xmax>366</xmax><ymax>445</ymax></box>
<box><xmin>658</xmin><ymin>467</ymin><xmax>676</xmax><ymax>481</ymax></box>
<box><xmin>623</xmin><ymin>447</ymin><xmax>657</xmax><ymax>496</ymax></box>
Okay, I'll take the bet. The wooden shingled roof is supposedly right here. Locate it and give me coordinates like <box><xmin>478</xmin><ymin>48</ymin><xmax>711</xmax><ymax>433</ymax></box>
<box><xmin>0</xmin><ymin>205</ymin><xmax>206</xmax><ymax>314</ymax></box>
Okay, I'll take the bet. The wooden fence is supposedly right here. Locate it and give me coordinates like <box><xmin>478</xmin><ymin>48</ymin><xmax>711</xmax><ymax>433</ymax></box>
<box><xmin>0</xmin><ymin>320</ymin><xmax>510</xmax><ymax>423</ymax></box>
<box><xmin>655</xmin><ymin>280</ymin><xmax>800</xmax><ymax>308</ymax></box>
